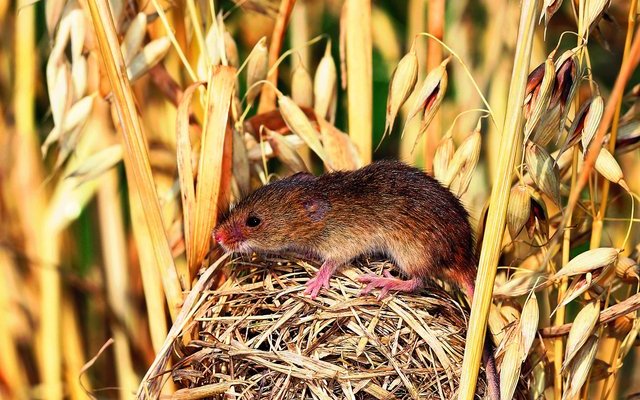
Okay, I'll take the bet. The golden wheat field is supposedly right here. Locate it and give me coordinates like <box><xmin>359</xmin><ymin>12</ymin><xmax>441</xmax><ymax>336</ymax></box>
<box><xmin>2</xmin><ymin>0</ymin><xmax>640</xmax><ymax>398</ymax></box>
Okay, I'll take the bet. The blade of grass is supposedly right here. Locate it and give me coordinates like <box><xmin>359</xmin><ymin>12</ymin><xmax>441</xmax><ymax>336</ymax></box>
<box><xmin>345</xmin><ymin>0</ymin><xmax>372</xmax><ymax>164</ymax></box>
<box><xmin>86</xmin><ymin>0</ymin><xmax>184</xmax><ymax>316</ymax></box>
<box><xmin>192</xmin><ymin>65</ymin><xmax>235</xmax><ymax>276</ymax></box>
<box><xmin>457</xmin><ymin>1</ymin><xmax>539</xmax><ymax>398</ymax></box>
<box><xmin>176</xmin><ymin>81</ymin><xmax>204</xmax><ymax>274</ymax></box>
<box><xmin>257</xmin><ymin>0</ymin><xmax>297</xmax><ymax>113</ymax></box>
<box><xmin>98</xmin><ymin>170</ymin><xmax>139</xmax><ymax>395</ymax></box>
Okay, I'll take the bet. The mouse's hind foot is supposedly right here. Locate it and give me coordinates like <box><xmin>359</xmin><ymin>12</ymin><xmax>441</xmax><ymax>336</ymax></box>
<box><xmin>358</xmin><ymin>272</ymin><xmax>422</xmax><ymax>299</ymax></box>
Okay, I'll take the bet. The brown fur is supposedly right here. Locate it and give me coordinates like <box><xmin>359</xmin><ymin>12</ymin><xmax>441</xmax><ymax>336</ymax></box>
<box><xmin>213</xmin><ymin>160</ymin><xmax>500</xmax><ymax>400</ymax></box>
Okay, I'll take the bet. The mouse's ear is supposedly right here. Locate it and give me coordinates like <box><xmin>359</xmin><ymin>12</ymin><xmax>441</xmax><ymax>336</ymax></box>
<box><xmin>289</xmin><ymin>171</ymin><xmax>315</xmax><ymax>182</ymax></box>
<box><xmin>301</xmin><ymin>196</ymin><xmax>329</xmax><ymax>221</ymax></box>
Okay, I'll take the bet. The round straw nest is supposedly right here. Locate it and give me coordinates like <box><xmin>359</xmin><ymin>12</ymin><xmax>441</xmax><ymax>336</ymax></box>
<box><xmin>160</xmin><ymin>256</ymin><xmax>495</xmax><ymax>399</ymax></box>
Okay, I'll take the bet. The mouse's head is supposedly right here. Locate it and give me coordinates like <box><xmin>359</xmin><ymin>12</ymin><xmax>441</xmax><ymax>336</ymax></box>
<box><xmin>213</xmin><ymin>172</ymin><xmax>330</xmax><ymax>254</ymax></box>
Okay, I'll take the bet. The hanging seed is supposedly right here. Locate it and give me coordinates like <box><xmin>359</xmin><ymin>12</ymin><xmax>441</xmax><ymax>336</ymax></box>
<box><xmin>406</xmin><ymin>58</ymin><xmax>450</xmax><ymax>133</ymax></box>
<box><xmin>615</xmin><ymin>257</ymin><xmax>640</xmax><ymax>284</ymax></box>
<box><xmin>594</xmin><ymin>147</ymin><xmax>630</xmax><ymax>191</ymax></box>
<box><xmin>616</xmin><ymin>120</ymin><xmax>640</xmax><ymax>152</ymax></box>
<box><xmin>525</xmin><ymin>187</ymin><xmax>549</xmax><ymax>239</ymax></box>
<box><xmin>500</xmin><ymin>332</ymin><xmax>523</xmax><ymax>400</ymax></box>
<box><xmin>553</xmin><ymin>49</ymin><xmax>580</xmax><ymax>131</ymax></box>
<box><xmin>291</xmin><ymin>60</ymin><xmax>313</xmax><ymax>108</ymax></box>
<box><xmin>609</xmin><ymin>314</ymin><xmax>634</xmax><ymax>339</ymax></box>
<box><xmin>197</xmin><ymin>24</ymin><xmax>222</xmax><ymax>80</ymax></box>
<box><xmin>507</xmin><ymin>185</ymin><xmax>531</xmax><ymax>239</ymax></box>
<box><xmin>246</xmin><ymin>37</ymin><xmax>268</xmax><ymax>103</ymax></box>
<box><xmin>564</xmin><ymin>301</ymin><xmax>601</xmax><ymax>368</ymax></box>
<box><xmin>384</xmin><ymin>47</ymin><xmax>418</xmax><ymax>136</ymax></box>
<box><xmin>71</xmin><ymin>56</ymin><xmax>88</xmax><ymax>99</ymax></box>
<box><xmin>560</xmin><ymin>98</ymin><xmax>592</xmax><ymax>156</ymax></box>
<box><xmin>121</xmin><ymin>12</ymin><xmax>147</xmax><ymax>63</ymax></box>
<box><xmin>520</xmin><ymin>293</ymin><xmax>539</xmax><ymax>360</ymax></box>
<box><xmin>580</xmin><ymin>0</ymin><xmax>612</xmax><ymax>39</ymax></box>
<box><xmin>562</xmin><ymin>335</ymin><xmax>599</xmax><ymax>400</ymax></box>
<box><xmin>265</xmin><ymin>128</ymin><xmax>309</xmax><ymax>172</ymax></box>
<box><xmin>446</xmin><ymin>125</ymin><xmax>481</xmax><ymax>196</ymax></box>
<box><xmin>127</xmin><ymin>37</ymin><xmax>171</xmax><ymax>82</ymax></box>
<box><xmin>554</xmin><ymin>247</ymin><xmax>620</xmax><ymax>279</ymax></box>
<box><xmin>524</xmin><ymin>57</ymin><xmax>555</xmax><ymax>143</ymax></box>
<box><xmin>581</xmin><ymin>96</ymin><xmax>604</xmax><ymax>151</ymax></box>
<box><xmin>540</xmin><ymin>0</ymin><xmax>564</xmax><ymax>29</ymax></box>
<box><xmin>278</xmin><ymin>94</ymin><xmax>331</xmax><ymax>166</ymax></box>
<box><xmin>318</xmin><ymin>116</ymin><xmax>362</xmax><ymax>171</ymax></box>
<box><xmin>433</xmin><ymin>135</ymin><xmax>454</xmax><ymax>184</ymax></box>
<box><xmin>531</xmin><ymin>103</ymin><xmax>562</xmax><ymax>146</ymax></box>
<box><xmin>314</xmin><ymin>41</ymin><xmax>338</xmax><ymax>122</ymax></box>
<box><xmin>224</xmin><ymin>31</ymin><xmax>239</xmax><ymax>68</ymax></box>
<box><xmin>525</xmin><ymin>141</ymin><xmax>561</xmax><ymax>206</ymax></box>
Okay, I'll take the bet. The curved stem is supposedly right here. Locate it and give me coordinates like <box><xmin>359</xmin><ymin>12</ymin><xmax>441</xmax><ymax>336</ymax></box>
<box><xmin>266</xmin><ymin>34</ymin><xmax>328</xmax><ymax>77</ymax></box>
<box><xmin>416</xmin><ymin>32</ymin><xmax>497</xmax><ymax>128</ymax></box>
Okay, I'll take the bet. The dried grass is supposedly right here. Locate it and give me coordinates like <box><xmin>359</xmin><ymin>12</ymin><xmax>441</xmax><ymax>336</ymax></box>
<box><xmin>140</xmin><ymin>257</ymin><xmax>527</xmax><ymax>400</ymax></box>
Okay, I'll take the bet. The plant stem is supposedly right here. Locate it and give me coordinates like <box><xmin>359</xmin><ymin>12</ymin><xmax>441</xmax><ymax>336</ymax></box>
<box><xmin>457</xmin><ymin>1</ymin><xmax>539</xmax><ymax>398</ymax></box>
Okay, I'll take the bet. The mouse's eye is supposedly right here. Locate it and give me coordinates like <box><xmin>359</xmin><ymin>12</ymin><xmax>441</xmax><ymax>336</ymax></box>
<box><xmin>246</xmin><ymin>216</ymin><xmax>261</xmax><ymax>227</ymax></box>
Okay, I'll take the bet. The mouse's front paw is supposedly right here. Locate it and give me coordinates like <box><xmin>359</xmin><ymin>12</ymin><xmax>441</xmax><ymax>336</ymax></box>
<box><xmin>304</xmin><ymin>275</ymin><xmax>331</xmax><ymax>299</ymax></box>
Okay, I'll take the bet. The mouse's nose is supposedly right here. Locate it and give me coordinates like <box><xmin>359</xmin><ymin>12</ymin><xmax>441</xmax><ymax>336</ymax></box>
<box><xmin>213</xmin><ymin>230</ymin><xmax>225</xmax><ymax>245</ymax></box>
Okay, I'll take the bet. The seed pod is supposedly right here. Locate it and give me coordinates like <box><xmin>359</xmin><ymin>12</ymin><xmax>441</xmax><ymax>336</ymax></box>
<box><xmin>580</xmin><ymin>0</ymin><xmax>612</xmax><ymax>39</ymax></box>
<box><xmin>507</xmin><ymin>185</ymin><xmax>531</xmax><ymax>239</ymax></box>
<box><xmin>581</xmin><ymin>96</ymin><xmax>604</xmax><ymax>151</ymax></box>
<box><xmin>562</xmin><ymin>335</ymin><xmax>599</xmax><ymax>400</ymax></box>
<box><xmin>531</xmin><ymin>103</ymin><xmax>562</xmax><ymax>146</ymax></box>
<box><xmin>560</xmin><ymin>98</ymin><xmax>592</xmax><ymax>156</ymax></box>
<box><xmin>278</xmin><ymin>94</ymin><xmax>330</xmax><ymax>166</ymax></box>
<box><xmin>291</xmin><ymin>61</ymin><xmax>313</xmax><ymax>108</ymax></box>
<box><xmin>554</xmin><ymin>247</ymin><xmax>620</xmax><ymax>280</ymax></box>
<box><xmin>540</xmin><ymin>0</ymin><xmax>564</xmax><ymax>29</ymax></box>
<box><xmin>246</xmin><ymin>37</ymin><xmax>268</xmax><ymax>103</ymax></box>
<box><xmin>318</xmin><ymin>116</ymin><xmax>362</xmax><ymax>171</ymax></box>
<box><xmin>524</xmin><ymin>57</ymin><xmax>555</xmax><ymax>143</ymax></box>
<box><xmin>384</xmin><ymin>47</ymin><xmax>418</xmax><ymax>136</ymax></box>
<box><xmin>520</xmin><ymin>293</ymin><xmax>539</xmax><ymax>360</ymax></box>
<box><xmin>224</xmin><ymin>31</ymin><xmax>239</xmax><ymax>68</ymax></box>
<box><xmin>121</xmin><ymin>12</ymin><xmax>147</xmax><ymax>63</ymax></box>
<box><xmin>71</xmin><ymin>56</ymin><xmax>87</xmax><ymax>99</ymax></box>
<box><xmin>127</xmin><ymin>37</ymin><xmax>171</xmax><ymax>82</ymax></box>
<box><xmin>446</xmin><ymin>125</ymin><xmax>481</xmax><ymax>197</ymax></box>
<box><xmin>553</xmin><ymin>49</ymin><xmax>579</xmax><ymax>131</ymax></box>
<box><xmin>265</xmin><ymin>128</ymin><xmax>309</xmax><ymax>172</ymax></box>
<box><xmin>525</xmin><ymin>141</ymin><xmax>561</xmax><ymax>206</ymax></box>
<box><xmin>500</xmin><ymin>332</ymin><xmax>523</xmax><ymax>400</ymax></box>
<box><xmin>594</xmin><ymin>147</ymin><xmax>629</xmax><ymax>191</ymax></box>
<box><xmin>564</xmin><ymin>301</ymin><xmax>600</xmax><ymax>368</ymax></box>
<box><xmin>314</xmin><ymin>41</ymin><xmax>338</xmax><ymax>122</ymax></box>
<box><xmin>406</xmin><ymin>57</ymin><xmax>450</xmax><ymax>135</ymax></box>
<box><xmin>615</xmin><ymin>257</ymin><xmax>640</xmax><ymax>284</ymax></box>
<box><xmin>433</xmin><ymin>135</ymin><xmax>454</xmax><ymax>184</ymax></box>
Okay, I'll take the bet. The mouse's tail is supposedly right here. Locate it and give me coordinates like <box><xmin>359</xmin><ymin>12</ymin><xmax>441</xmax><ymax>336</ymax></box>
<box><xmin>483</xmin><ymin>334</ymin><xmax>501</xmax><ymax>400</ymax></box>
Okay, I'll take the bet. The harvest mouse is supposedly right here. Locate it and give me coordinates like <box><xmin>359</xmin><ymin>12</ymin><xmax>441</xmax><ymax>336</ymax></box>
<box><xmin>213</xmin><ymin>160</ymin><xmax>500</xmax><ymax>399</ymax></box>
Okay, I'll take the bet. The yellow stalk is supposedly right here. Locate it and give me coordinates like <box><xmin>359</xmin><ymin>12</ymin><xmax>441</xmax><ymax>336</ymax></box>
<box><xmin>345</xmin><ymin>0</ymin><xmax>373</xmax><ymax>164</ymax></box>
<box><xmin>457</xmin><ymin>1</ymin><xmax>539</xmax><ymax>398</ymax></box>
<box><xmin>86</xmin><ymin>0</ymin><xmax>183</xmax><ymax>315</ymax></box>
<box><xmin>591</xmin><ymin>4</ymin><xmax>638</xmax><ymax>399</ymax></box>
<box><xmin>61</xmin><ymin>296</ymin><xmax>90</xmax><ymax>400</ymax></box>
<box><xmin>423</xmin><ymin>0</ymin><xmax>444</xmax><ymax>171</ymax></box>
<box><xmin>15</xmin><ymin>3</ymin><xmax>63</xmax><ymax>399</ymax></box>
<box><xmin>257</xmin><ymin>0</ymin><xmax>296</xmax><ymax>114</ymax></box>
<box><xmin>186</xmin><ymin>0</ymin><xmax>207</xmax><ymax>64</ymax></box>
<box><xmin>98</xmin><ymin>170</ymin><xmax>139</xmax><ymax>396</ymax></box>
<box><xmin>0</xmin><ymin>251</ymin><xmax>28</xmax><ymax>399</ymax></box>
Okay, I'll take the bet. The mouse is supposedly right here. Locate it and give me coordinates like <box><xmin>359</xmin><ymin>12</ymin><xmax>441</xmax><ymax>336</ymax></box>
<box><xmin>213</xmin><ymin>159</ymin><xmax>500</xmax><ymax>399</ymax></box>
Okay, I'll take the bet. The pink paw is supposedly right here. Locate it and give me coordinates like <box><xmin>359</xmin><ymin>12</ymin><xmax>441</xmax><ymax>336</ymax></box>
<box><xmin>358</xmin><ymin>272</ymin><xmax>420</xmax><ymax>299</ymax></box>
<box><xmin>304</xmin><ymin>274</ymin><xmax>331</xmax><ymax>299</ymax></box>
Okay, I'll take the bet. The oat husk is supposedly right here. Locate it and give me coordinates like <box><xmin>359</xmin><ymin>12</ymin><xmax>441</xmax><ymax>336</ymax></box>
<box><xmin>138</xmin><ymin>256</ymin><xmax>529</xmax><ymax>399</ymax></box>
